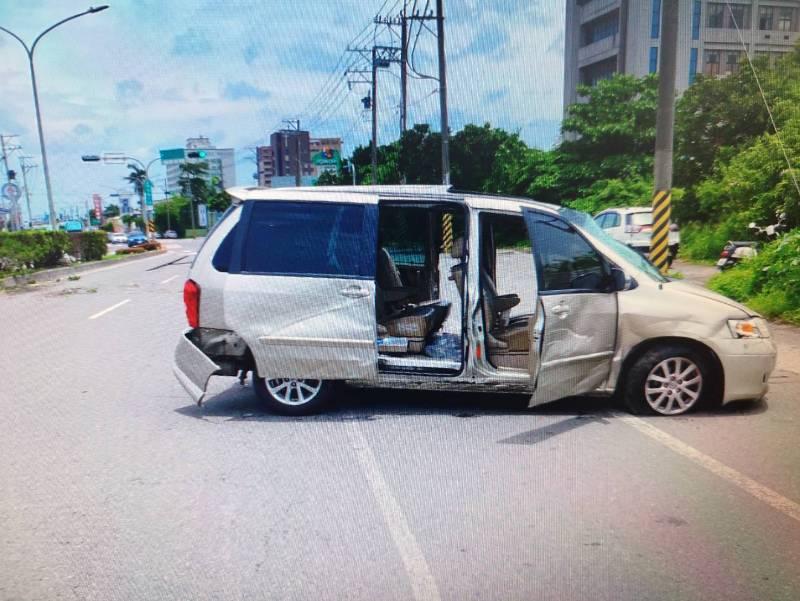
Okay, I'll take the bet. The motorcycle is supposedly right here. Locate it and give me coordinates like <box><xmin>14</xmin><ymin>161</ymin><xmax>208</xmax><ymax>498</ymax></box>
<box><xmin>715</xmin><ymin>212</ymin><xmax>787</xmax><ymax>270</ymax></box>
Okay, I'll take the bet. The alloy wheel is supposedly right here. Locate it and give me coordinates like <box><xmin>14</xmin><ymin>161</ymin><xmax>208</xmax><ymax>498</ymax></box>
<box><xmin>266</xmin><ymin>379</ymin><xmax>323</xmax><ymax>406</ymax></box>
<box><xmin>644</xmin><ymin>357</ymin><xmax>703</xmax><ymax>415</ymax></box>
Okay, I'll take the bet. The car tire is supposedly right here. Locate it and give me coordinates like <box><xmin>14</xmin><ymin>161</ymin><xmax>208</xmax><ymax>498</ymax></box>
<box><xmin>623</xmin><ymin>344</ymin><xmax>711</xmax><ymax>416</ymax></box>
<box><xmin>253</xmin><ymin>376</ymin><xmax>335</xmax><ymax>416</ymax></box>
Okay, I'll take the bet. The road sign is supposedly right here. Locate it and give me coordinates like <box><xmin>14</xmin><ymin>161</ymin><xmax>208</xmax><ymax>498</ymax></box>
<box><xmin>1</xmin><ymin>182</ymin><xmax>21</xmax><ymax>202</ymax></box>
<box><xmin>144</xmin><ymin>179</ymin><xmax>153</xmax><ymax>207</ymax></box>
<box><xmin>197</xmin><ymin>203</ymin><xmax>208</xmax><ymax>227</ymax></box>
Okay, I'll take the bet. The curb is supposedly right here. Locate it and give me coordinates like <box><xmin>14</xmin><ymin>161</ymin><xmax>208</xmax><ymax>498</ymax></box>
<box><xmin>1</xmin><ymin>249</ymin><xmax>168</xmax><ymax>288</ymax></box>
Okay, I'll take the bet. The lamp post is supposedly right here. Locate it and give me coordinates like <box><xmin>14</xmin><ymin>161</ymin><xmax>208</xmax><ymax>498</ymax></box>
<box><xmin>0</xmin><ymin>5</ymin><xmax>110</xmax><ymax>231</ymax></box>
<box><xmin>82</xmin><ymin>153</ymin><xmax>159</xmax><ymax>239</ymax></box>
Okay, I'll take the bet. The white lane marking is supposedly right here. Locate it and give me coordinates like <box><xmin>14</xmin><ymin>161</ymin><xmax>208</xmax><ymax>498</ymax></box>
<box><xmin>88</xmin><ymin>299</ymin><xmax>131</xmax><ymax>320</ymax></box>
<box><xmin>345</xmin><ymin>421</ymin><xmax>442</xmax><ymax>601</ymax></box>
<box><xmin>620</xmin><ymin>414</ymin><xmax>800</xmax><ymax>524</ymax></box>
<box><xmin>160</xmin><ymin>275</ymin><xmax>179</xmax><ymax>285</ymax></box>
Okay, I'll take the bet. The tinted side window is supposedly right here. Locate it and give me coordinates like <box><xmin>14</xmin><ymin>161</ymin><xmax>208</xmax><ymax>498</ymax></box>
<box><xmin>594</xmin><ymin>214</ymin><xmax>608</xmax><ymax>228</ymax></box>
<box><xmin>607</xmin><ymin>212</ymin><xmax>620</xmax><ymax>228</ymax></box>
<box><xmin>212</xmin><ymin>222</ymin><xmax>238</xmax><ymax>272</ymax></box>
<box><xmin>527</xmin><ymin>214</ymin><xmax>607</xmax><ymax>293</ymax></box>
<box><xmin>242</xmin><ymin>201</ymin><xmax>375</xmax><ymax>277</ymax></box>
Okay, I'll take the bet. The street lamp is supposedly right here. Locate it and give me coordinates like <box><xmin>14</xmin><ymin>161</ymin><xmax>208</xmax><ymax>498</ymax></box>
<box><xmin>0</xmin><ymin>6</ymin><xmax>111</xmax><ymax>231</ymax></box>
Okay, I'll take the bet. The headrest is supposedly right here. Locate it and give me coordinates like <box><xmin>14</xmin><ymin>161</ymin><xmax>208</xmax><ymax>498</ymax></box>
<box><xmin>451</xmin><ymin>237</ymin><xmax>466</xmax><ymax>259</ymax></box>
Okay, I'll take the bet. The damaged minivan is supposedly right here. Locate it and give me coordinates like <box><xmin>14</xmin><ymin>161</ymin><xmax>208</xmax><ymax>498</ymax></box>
<box><xmin>173</xmin><ymin>185</ymin><xmax>776</xmax><ymax>416</ymax></box>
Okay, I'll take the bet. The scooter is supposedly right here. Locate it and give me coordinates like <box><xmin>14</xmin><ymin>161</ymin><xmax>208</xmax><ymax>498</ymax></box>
<box><xmin>715</xmin><ymin>212</ymin><xmax>787</xmax><ymax>270</ymax></box>
<box><xmin>716</xmin><ymin>240</ymin><xmax>759</xmax><ymax>270</ymax></box>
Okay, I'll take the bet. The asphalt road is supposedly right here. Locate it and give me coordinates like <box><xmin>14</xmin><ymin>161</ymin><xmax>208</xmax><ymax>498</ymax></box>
<box><xmin>1</xmin><ymin>245</ymin><xmax>799</xmax><ymax>601</ymax></box>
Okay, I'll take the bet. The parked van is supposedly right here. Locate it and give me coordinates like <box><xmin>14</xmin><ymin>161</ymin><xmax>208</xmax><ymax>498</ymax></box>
<box><xmin>173</xmin><ymin>186</ymin><xmax>776</xmax><ymax>416</ymax></box>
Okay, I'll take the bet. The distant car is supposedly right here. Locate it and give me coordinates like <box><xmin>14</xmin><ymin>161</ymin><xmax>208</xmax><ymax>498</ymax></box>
<box><xmin>155</xmin><ymin>231</ymin><xmax>164</xmax><ymax>239</ymax></box>
<box><xmin>107</xmin><ymin>232</ymin><xmax>127</xmax><ymax>244</ymax></box>
<box><xmin>164</xmin><ymin>230</ymin><xmax>178</xmax><ymax>239</ymax></box>
<box><xmin>127</xmin><ymin>231</ymin><xmax>148</xmax><ymax>247</ymax></box>
<box><xmin>594</xmin><ymin>207</ymin><xmax>680</xmax><ymax>265</ymax></box>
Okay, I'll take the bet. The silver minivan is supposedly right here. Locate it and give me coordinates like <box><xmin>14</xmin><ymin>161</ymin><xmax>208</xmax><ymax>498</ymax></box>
<box><xmin>173</xmin><ymin>185</ymin><xmax>776</xmax><ymax>416</ymax></box>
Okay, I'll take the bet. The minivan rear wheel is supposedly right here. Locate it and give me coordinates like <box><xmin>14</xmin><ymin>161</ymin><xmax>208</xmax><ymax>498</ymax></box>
<box><xmin>624</xmin><ymin>344</ymin><xmax>709</xmax><ymax>416</ymax></box>
<box><xmin>253</xmin><ymin>377</ymin><xmax>334</xmax><ymax>415</ymax></box>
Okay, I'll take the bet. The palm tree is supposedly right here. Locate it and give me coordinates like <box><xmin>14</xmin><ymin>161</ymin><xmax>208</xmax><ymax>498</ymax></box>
<box><xmin>124</xmin><ymin>166</ymin><xmax>147</xmax><ymax>199</ymax></box>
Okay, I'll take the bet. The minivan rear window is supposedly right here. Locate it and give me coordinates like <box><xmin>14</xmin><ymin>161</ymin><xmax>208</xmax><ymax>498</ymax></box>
<box><xmin>627</xmin><ymin>212</ymin><xmax>653</xmax><ymax>226</ymax></box>
<box><xmin>241</xmin><ymin>201</ymin><xmax>376</xmax><ymax>278</ymax></box>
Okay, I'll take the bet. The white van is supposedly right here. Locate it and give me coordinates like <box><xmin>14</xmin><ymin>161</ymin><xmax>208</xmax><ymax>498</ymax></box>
<box><xmin>173</xmin><ymin>186</ymin><xmax>776</xmax><ymax>416</ymax></box>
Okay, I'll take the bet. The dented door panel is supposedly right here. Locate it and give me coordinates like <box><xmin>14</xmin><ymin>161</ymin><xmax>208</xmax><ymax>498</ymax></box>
<box><xmin>224</xmin><ymin>275</ymin><xmax>378</xmax><ymax>379</ymax></box>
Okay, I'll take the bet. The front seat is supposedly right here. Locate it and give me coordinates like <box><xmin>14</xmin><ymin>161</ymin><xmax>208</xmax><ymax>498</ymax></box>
<box><xmin>482</xmin><ymin>269</ymin><xmax>530</xmax><ymax>368</ymax></box>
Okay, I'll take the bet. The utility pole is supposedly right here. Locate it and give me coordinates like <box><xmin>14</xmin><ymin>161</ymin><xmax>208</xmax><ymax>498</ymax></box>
<box><xmin>19</xmin><ymin>156</ymin><xmax>36</xmax><ymax>228</ymax></box>
<box><xmin>650</xmin><ymin>0</ymin><xmax>679</xmax><ymax>273</ymax></box>
<box><xmin>371</xmin><ymin>46</ymin><xmax>379</xmax><ymax>184</ymax></box>
<box><xmin>436</xmin><ymin>0</ymin><xmax>450</xmax><ymax>186</ymax></box>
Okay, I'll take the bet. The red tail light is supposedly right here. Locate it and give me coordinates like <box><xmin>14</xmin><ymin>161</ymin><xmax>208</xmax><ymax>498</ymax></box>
<box><xmin>183</xmin><ymin>279</ymin><xmax>200</xmax><ymax>328</ymax></box>
<box><xmin>720</xmin><ymin>249</ymin><xmax>730</xmax><ymax>258</ymax></box>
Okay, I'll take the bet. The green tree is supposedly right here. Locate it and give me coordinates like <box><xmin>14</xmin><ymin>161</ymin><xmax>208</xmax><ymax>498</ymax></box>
<box><xmin>154</xmin><ymin>195</ymin><xmax>191</xmax><ymax>236</ymax></box>
<box><xmin>450</xmin><ymin>123</ymin><xmax>517</xmax><ymax>191</ymax></box>
<box><xmin>103</xmin><ymin>203</ymin><xmax>120</xmax><ymax>218</ymax></box>
<box><xmin>124</xmin><ymin>166</ymin><xmax>147</xmax><ymax>199</ymax></box>
<box><xmin>552</xmin><ymin>74</ymin><xmax>658</xmax><ymax>204</ymax></box>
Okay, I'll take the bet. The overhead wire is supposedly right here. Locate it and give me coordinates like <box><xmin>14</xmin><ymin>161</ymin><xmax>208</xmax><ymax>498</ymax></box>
<box><xmin>725</xmin><ymin>1</ymin><xmax>800</xmax><ymax>201</ymax></box>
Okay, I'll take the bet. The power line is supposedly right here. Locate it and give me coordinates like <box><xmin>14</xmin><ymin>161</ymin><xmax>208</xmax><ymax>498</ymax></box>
<box><xmin>725</xmin><ymin>0</ymin><xmax>800</xmax><ymax>201</ymax></box>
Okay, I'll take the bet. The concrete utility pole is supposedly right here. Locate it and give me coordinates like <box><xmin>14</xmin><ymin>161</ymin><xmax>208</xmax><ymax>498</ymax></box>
<box><xmin>436</xmin><ymin>0</ymin><xmax>450</xmax><ymax>186</ymax></box>
<box><xmin>651</xmin><ymin>0</ymin><xmax>679</xmax><ymax>273</ymax></box>
<box><xmin>371</xmin><ymin>46</ymin><xmax>379</xmax><ymax>184</ymax></box>
<box><xmin>400</xmin><ymin>3</ymin><xmax>408</xmax><ymax>135</ymax></box>
<box><xmin>19</xmin><ymin>156</ymin><xmax>37</xmax><ymax>228</ymax></box>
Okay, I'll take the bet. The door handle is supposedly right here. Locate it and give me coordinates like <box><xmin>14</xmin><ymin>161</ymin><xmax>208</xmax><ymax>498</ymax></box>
<box><xmin>340</xmin><ymin>285</ymin><xmax>370</xmax><ymax>298</ymax></box>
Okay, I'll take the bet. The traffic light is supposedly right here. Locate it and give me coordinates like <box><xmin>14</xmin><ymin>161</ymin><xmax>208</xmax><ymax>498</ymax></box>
<box><xmin>186</xmin><ymin>150</ymin><xmax>207</xmax><ymax>159</ymax></box>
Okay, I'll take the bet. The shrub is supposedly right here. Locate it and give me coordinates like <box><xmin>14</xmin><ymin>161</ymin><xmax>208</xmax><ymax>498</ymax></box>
<box><xmin>680</xmin><ymin>214</ymin><xmax>752</xmax><ymax>261</ymax></box>
<box><xmin>708</xmin><ymin>229</ymin><xmax>800</xmax><ymax>323</ymax></box>
<box><xmin>0</xmin><ymin>230</ymin><xmax>71</xmax><ymax>272</ymax></box>
<box><xmin>68</xmin><ymin>231</ymin><xmax>107</xmax><ymax>261</ymax></box>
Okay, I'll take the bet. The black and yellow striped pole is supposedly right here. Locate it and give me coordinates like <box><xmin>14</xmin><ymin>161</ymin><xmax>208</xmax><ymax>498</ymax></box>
<box><xmin>649</xmin><ymin>190</ymin><xmax>671</xmax><ymax>271</ymax></box>
<box><xmin>441</xmin><ymin>212</ymin><xmax>453</xmax><ymax>254</ymax></box>
<box><xmin>651</xmin><ymin>0</ymin><xmax>679</xmax><ymax>274</ymax></box>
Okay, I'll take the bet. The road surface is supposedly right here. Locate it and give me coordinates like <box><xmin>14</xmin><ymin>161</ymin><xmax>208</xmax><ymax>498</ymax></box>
<box><xmin>1</xmin><ymin>244</ymin><xmax>799</xmax><ymax>600</ymax></box>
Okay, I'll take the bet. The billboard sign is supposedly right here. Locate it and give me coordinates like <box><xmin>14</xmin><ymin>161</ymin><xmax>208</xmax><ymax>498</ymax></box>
<box><xmin>311</xmin><ymin>147</ymin><xmax>341</xmax><ymax>167</ymax></box>
<box><xmin>197</xmin><ymin>203</ymin><xmax>208</xmax><ymax>227</ymax></box>
<box><xmin>93</xmin><ymin>194</ymin><xmax>103</xmax><ymax>219</ymax></box>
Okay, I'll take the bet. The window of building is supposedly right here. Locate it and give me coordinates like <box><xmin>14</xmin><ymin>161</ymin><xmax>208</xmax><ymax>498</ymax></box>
<box><xmin>241</xmin><ymin>201</ymin><xmax>376</xmax><ymax>277</ymax></box>
<box><xmin>759</xmin><ymin>6</ymin><xmax>774</xmax><ymax>30</ymax></box>
<box><xmin>651</xmin><ymin>0</ymin><xmax>661</xmax><ymax>38</ymax></box>
<box><xmin>707</xmin><ymin>3</ymin><xmax>724</xmax><ymax>27</ymax></box>
<box><xmin>708</xmin><ymin>2</ymin><xmax>750</xmax><ymax>28</ymax></box>
<box><xmin>689</xmin><ymin>47</ymin><xmax>699</xmax><ymax>84</ymax></box>
<box><xmin>580</xmin><ymin>11</ymin><xmax>620</xmax><ymax>46</ymax></box>
<box><xmin>704</xmin><ymin>51</ymin><xmax>720</xmax><ymax>76</ymax></box>
<box><xmin>579</xmin><ymin>56</ymin><xmax>618</xmax><ymax>87</ymax></box>
<box><xmin>777</xmin><ymin>7</ymin><xmax>796</xmax><ymax>31</ymax></box>
<box><xmin>692</xmin><ymin>1</ymin><xmax>702</xmax><ymax>39</ymax></box>
<box><xmin>725</xmin><ymin>51</ymin><xmax>742</xmax><ymax>75</ymax></box>
<box><xmin>649</xmin><ymin>46</ymin><xmax>659</xmax><ymax>73</ymax></box>
<box><xmin>527</xmin><ymin>214</ymin><xmax>607</xmax><ymax>293</ymax></box>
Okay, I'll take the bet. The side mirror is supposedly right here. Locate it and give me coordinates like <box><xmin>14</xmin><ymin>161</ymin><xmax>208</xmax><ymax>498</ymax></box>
<box><xmin>609</xmin><ymin>267</ymin><xmax>627</xmax><ymax>292</ymax></box>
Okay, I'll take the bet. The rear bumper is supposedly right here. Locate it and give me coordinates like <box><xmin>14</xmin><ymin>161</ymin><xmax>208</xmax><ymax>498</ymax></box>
<box><xmin>173</xmin><ymin>328</ymin><xmax>220</xmax><ymax>405</ymax></box>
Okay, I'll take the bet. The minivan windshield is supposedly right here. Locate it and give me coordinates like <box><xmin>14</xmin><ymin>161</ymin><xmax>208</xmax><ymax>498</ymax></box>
<box><xmin>557</xmin><ymin>207</ymin><xmax>669</xmax><ymax>283</ymax></box>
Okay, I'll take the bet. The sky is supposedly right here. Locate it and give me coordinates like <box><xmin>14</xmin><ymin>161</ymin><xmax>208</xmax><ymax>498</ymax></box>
<box><xmin>0</xmin><ymin>0</ymin><xmax>566</xmax><ymax>219</ymax></box>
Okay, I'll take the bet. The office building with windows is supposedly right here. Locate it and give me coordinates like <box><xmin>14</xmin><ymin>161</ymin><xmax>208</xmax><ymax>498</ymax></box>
<box><xmin>162</xmin><ymin>136</ymin><xmax>236</xmax><ymax>194</ymax></box>
<box><xmin>256</xmin><ymin>133</ymin><xmax>343</xmax><ymax>187</ymax></box>
<box><xmin>564</xmin><ymin>1</ymin><xmax>800</xmax><ymax>111</ymax></box>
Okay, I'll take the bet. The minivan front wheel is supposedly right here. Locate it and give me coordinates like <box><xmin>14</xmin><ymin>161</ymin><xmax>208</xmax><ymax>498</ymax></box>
<box><xmin>254</xmin><ymin>377</ymin><xmax>334</xmax><ymax>415</ymax></box>
<box><xmin>624</xmin><ymin>345</ymin><xmax>709</xmax><ymax>416</ymax></box>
